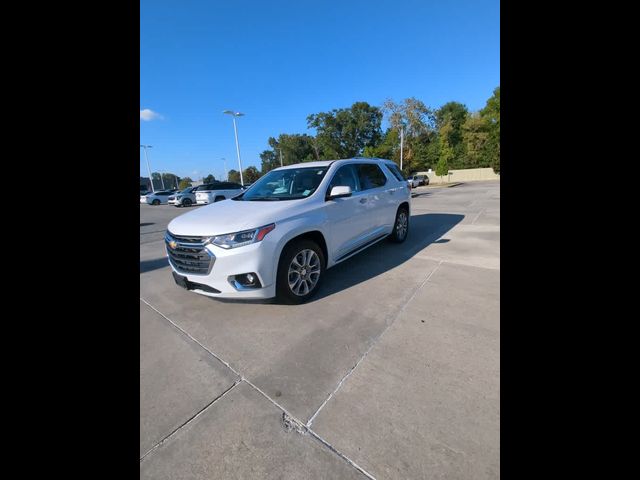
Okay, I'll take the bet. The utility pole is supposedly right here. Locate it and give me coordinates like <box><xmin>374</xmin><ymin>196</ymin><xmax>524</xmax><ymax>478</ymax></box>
<box><xmin>140</xmin><ymin>145</ymin><xmax>155</xmax><ymax>192</ymax></box>
<box><xmin>223</xmin><ymin>110</ymin><xmax>245</xmax><ymax>186</ymax></box>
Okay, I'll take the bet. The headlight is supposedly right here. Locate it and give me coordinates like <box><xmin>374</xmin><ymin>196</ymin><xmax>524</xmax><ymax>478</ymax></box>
<box><xmin>210</xmin><ymin>223</ymin><xmax>275</xmax><ymax>249</ymax></box>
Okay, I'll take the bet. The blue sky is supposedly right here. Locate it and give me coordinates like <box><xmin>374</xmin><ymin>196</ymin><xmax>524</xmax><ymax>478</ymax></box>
<box><xmin>140</xmin><ymin>0</ymin><xmax>500</xmax><ymax>181</ymax></box>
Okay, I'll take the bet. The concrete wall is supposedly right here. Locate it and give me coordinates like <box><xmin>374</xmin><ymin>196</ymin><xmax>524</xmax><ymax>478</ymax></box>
<box><xmin>415</xmin><ymin>167</ymin><xmax>500</xmax><ymax>184</ymax></box>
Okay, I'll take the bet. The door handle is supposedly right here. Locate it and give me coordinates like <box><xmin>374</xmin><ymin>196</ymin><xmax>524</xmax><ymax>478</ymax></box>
<box><xmin>359</xmin><ymin>197</ymin><xmax>367</xmax><ymax>204</ymax></box>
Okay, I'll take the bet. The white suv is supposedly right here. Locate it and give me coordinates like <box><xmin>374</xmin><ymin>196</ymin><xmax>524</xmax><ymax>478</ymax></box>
<box><xmin>195</xmin><ymin>182</ymin><xmax>244</xmax><ymax>204</ymax></box>
<box><xmin>166</xmin><ymin>158</ymin><xmax>411</xmax><ymax>304</ymax></box>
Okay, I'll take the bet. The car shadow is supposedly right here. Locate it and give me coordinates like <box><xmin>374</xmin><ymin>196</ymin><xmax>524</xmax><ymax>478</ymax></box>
<box><xmin>308</xmin><ymin>212</ymin><xmax>464</xmax><ymax>302</ymax></box>
<box><xmin>411</xmin><ymin>191</ymin><xmax>433</xmax><ymax>198</ymax></box>
<box><xmin>140</xmin><ymin>222</ymin><xmax>155</xmax><ymax>227</ymax></box>
<box><xmin>144</xmin><ymin>213</ymin><xmax>464</xmax><ymax>302</ymax></box>
<box><xmin>140</xmin><ymin>257</ymin><xmax>168</xmax><ymax>274</ymax></box>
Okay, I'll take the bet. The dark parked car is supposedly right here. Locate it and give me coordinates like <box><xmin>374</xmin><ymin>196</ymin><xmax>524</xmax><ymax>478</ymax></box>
<box><xmin>415</xmin><ymin>174</ymin><xmax>429</xmax><ymax>186</ymax></box>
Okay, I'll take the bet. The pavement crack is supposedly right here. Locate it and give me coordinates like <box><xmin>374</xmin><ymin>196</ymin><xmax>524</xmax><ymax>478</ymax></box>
<box><xmin>139</xmin><ymin>299</ymin><xmax>377</xmax><ymax>479</ymax></box>
<box><xmin>140</xmin><ymin>298</ymin><xmax>243</xmax><ymax>379</ymax></box>
<box><xmin>306</xmin><ymin>260</ymin><xmax>443</xmax><ymax>428</ymax></box>
<box><xmin>282</xmin><ymin>411</ymin><xmax>308</xmax><ymax>434</ymax></box>
<box><xmin>140</xmin><ymin>380</ymin><xmax>240</xmax><ymax>462</ymax></box>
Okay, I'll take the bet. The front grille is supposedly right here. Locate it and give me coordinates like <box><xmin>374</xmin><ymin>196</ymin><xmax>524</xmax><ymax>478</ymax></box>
<box><xmin>165</xmin><ymin>232</ymin><xmax>214</xmax><ymax>275</ymax></box>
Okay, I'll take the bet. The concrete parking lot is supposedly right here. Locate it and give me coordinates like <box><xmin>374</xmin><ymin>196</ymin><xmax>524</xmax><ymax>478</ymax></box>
<box><xmin>140</xmin><ymin>181</ymin><xmax>500</xmax><ymax>479</ymax></box>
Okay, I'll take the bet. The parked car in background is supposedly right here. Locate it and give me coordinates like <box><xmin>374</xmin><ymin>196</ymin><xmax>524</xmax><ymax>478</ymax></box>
<box><xmin>141</xmin><ymin>190</ymin><xmax>174</xmax><ymax>205</ymax></box>
<box><xmin>195</xmin><ymin>182</ymin><xmax>244</xmax><ymax>204</ymax></box>
<box><xmin>415</xmin><ymin>174</ymin><xmax>429</xmax><ymax>186</ymax></box>
<box><xmin>165</xmin><ymin>157</ymin><xmax>411</xmax><ymax>303</ymax></box>
<box><xmin>168</xmin><ymin>186</ymin><xmax>200</xmax><ymax>207</ymax></box>
<box><xmin>407</xmin><ymin>176</ymin><xmax>420</xmax><ymax>188</ymax></box>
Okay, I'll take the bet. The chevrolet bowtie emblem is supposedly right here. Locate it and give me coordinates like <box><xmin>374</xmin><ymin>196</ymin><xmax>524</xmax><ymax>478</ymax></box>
<box><xmin>168</xmin><ymin>240</ymin><xmax>178</xmax><ymax>249</ymax></box>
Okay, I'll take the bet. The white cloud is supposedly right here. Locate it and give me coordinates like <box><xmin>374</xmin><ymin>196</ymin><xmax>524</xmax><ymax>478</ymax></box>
<box><xmin>140</xmin><ymin>108</ymin><xmax>163</xmax><ymax>121</ymax></box>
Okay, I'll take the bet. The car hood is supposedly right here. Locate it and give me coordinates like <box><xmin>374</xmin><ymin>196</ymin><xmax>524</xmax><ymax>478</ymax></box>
<box><xmin>167</xmin><ymin>199</ymin><xmax>299</xmax><ymax>236</ymax></box>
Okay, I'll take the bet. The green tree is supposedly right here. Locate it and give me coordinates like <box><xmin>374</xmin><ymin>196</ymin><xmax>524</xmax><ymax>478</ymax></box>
<box><xmin>462</xmin><ymin>113</ymin><xmax>490</xmax><ymax>168</ymax></box>
<box><xmin>435</xmin><ymin>102</ymin><xmax>469</xmax><ymax>169</ymax></box>
<box><xmin>363</xmin><ymin>128</ymin><xmax>399</xmax><ymax>161</ymax></box>
<box><xmin>381</xmin><ymin>98</ymin><xmax>437</xmax><ymax>174</ymax></box>
<box><xmin>260</xmin><ymin>149</ymin><xmax>279</xmax><ymax>174</ymax></box>
<box><xmin>228</xmin><ymin>169</ymin><xmax>240</xmax><ymax>183</ymax></box>
<box><xmin>480</xmin><ymin>87</ymin><xmax>500</xmax><ymax>173</ymax></box>
<box><xmin>260</xmin><ymin>133</ymin><xmax>319</xmax><ymax>174</ymax></box>
<box><xmin>307</xmin><ymin>101</ymin><xmax>382</xmax><ymax>159</ymax></box>
<box><xmin>436</xmin><ymin>125</ymin><xmax>454</xmax><ymax>181</ymax></box>
<box><xmin>243</xmin><ymin>166</ymin><xmax>261</xmax><ymax>183</ymax></box>
<box><xmin>178</xmin><ymin>177</ymin><xmax>193</xmax><ymax>189</ymax></box>
<box><xmin>202</xmin><ymin>174</ymin><xmax>216</xmax><ymax>184</ymax></box>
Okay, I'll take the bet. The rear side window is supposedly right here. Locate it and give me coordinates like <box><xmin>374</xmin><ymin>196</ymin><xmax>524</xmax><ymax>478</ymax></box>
<box><xmin>385</xmin><ymin>163</ymin><xmax>405</xmax><ymax>181</ymax></box>
<box><xmin>355</xmin><ymin>164</ymin><xmax>387</xmax><ymax>190</ymax></box>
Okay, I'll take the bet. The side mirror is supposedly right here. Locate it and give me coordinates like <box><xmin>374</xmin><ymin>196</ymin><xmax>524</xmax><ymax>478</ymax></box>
<box><xmin>327</xmin><ymin>185</ymin><xmax>352</xmax><ymax>200</ymax></box>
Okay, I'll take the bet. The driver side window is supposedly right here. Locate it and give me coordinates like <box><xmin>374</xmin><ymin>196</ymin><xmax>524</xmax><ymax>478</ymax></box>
<box><xmin>328</xmin><ymin>164</ymin><xmax>360</xmax><ymax>193</ymax></box>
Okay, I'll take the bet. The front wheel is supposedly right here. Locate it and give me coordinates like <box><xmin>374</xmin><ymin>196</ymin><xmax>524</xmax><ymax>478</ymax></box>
<box><xmin>182</xmin><ymin>198</ymin><xmax>193</xmax><ymax>207</ymax></box>
<box><xmin>276</xmin><ymin>240</ymin><xmax>325</xmax><ymax>304</ymax></box>
<box><xmin>389</xmin><ymin>207</ymin><xmax>409</xmax><ymax>243</ymax></box>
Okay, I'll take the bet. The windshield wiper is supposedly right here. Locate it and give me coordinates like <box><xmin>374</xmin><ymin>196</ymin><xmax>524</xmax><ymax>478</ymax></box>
<box><xmin>247</xmin><ymin>197</ymin><xmax>281</xmax><ymax>201</ymax></box>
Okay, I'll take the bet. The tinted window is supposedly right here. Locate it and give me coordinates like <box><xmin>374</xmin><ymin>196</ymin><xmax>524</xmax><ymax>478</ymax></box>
<box><xmin>212</xmin><ymin>183</ymin><xmax>240</xmax><ymax>190</ymax></box>
<box><xmin>218</xmin><ymin>182</ymin><xmax>242</xmax><ymax>189</ymax></box>
<box><xmin>356</xmin><ymin>164</ymin><xmax>387</xmax><ymax>190</ymax></box>
<box><xmin>385</xmin><ymin>163</ymin><xmax>405</xmax><ymax>181</ymax></box>
<box><xmin>328</xmin><ymin>164</ymin><xmax>359</xmax><ymax>192</ymax></box>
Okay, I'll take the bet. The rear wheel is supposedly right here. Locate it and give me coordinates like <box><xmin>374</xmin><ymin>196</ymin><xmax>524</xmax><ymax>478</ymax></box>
<box><xmin>276</xmin><ymin>240</ymin><xmax>325</xmax><ymax>304</ymax></box>
<box><xmin>214</xmin><ymin>195</ymin><xmax>225</xmax><ymax>202</ymax></box>
<box><xmin>389</xmin><ymin>206</ymin><xmax>409</xmax><ymax>243</ymax></box>
<box><xmin>152</xmin><ymin>199</ymin><xmax>160</xmax><ymax>205</ymax></box>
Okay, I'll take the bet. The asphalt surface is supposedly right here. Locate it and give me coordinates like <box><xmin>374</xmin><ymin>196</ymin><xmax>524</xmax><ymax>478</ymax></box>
<box><xmin>140</xmin><ymin>181</ymin><xmax>500</xmax><ymax>479</ymax></box>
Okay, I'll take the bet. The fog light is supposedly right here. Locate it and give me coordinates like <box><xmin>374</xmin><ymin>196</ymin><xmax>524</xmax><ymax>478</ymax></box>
<box><xmin>229</xmin><ymin>273</ymin><xmax>262</xmax><ymax>290</ymax></box>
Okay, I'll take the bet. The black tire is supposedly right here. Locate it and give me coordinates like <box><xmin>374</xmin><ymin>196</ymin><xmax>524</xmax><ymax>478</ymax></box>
<box><xmin>214</xmin><ymin>196</ymin><xmax>225</xmax><ymax>202</ymax></box>
<box><xmin>152</xmin><ymin>199</ymin><xmax>160</xmax><ymax>205</ymax></box>
<box><xmin>182</xmin><ymin>198</ymin><xmax>193</xmax><ymax>207</ymax></box>
<box><xmin>389</xmin><ymin>206</ymin><xmax>409</xmax><ymax>243</ymax></box>
<box><xmin>276</xmin><ymin>239</ymin><xmax>325</xmax><ymax>304</ymax></box>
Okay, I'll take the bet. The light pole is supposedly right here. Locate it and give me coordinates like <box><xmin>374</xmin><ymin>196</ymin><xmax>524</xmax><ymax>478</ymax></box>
<box><xmin>279</xmin><ymin>148</ymin><xmax>283</xmax><ymax>167</ymax></box>
<box><xmin>140</xmin><ymin>145</ymin><xmax>155</xmax><ymax>192</ymax></box>
<box><xmin>223</xmin><ymin>110</ymin><xmax>245</xmax><ymax>186</ymax></box>
<box><xmin>159</xmin><ymin>170</ymin><xmax>166</xmax><ymax>190</ymax></box>
<box><xmin>222</xmin><ymin>158</ymin><xmax>228</xmax><ymax>181</ymax></box>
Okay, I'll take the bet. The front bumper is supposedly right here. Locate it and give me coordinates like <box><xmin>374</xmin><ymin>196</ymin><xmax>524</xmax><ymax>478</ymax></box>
<box><xmin>165</xmin><ymin>235</ymin><xmax>277</xmax><ymax>299</ymax></box>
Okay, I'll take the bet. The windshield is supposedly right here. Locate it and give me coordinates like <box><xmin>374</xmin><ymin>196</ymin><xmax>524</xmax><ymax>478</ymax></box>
<box><xmin>235</xmin><ymin>166</ymin><xmax>328</xmax><ymax>201</ymax></box>
<box><xmin>179</xmin><ymin>188</ymin><xmax>191</xmax><ymax>194</ymax></box>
